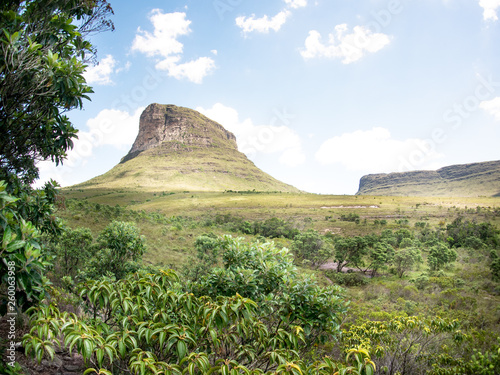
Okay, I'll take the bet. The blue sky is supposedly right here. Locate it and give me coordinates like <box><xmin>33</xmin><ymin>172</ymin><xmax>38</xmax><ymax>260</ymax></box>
<box><xmin>38</xmin><ymin>0</ymin><xmax>500</xmax><ymax>194</ymax></box>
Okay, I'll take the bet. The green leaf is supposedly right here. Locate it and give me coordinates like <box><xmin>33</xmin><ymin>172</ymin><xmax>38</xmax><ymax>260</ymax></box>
<box><xmin>176</xmin><ymin>340</ymin><xmax>187</xmax><ymax>360</ymax></box>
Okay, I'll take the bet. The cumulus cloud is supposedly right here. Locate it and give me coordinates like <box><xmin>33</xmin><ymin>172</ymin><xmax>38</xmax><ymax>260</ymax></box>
<box><xmin>84</xmin><ymin>55</ymin><xmax>117</xmax><ymax>85</ymax></box>
<box><xmin>236</xmin><ymin>10</ymin><xmax>291</xmax><ymax>34</ymax></box>
<box><xmin>284</xmin><ymin>0</ymin><xmax>308</xmax><ymax>9</ymax></box>
<box><xmin>197</xmin><ymin>103</ymin><xmax>306</xmax><ymax>167</ymax></box>
<box><xmin>131</xmin><ymin>10</ymin><xmax>215</xmax><ymax>83</ymax></box>
<box><xmin>480</xmin><ymin>96</ymin><xmax>500</xmax><ymax>120</ymax></box>
<box><xmin>315</xmin><ymin>127</ymin><xmax>443</xmax><ymax>173</ymax></box>
<box><xmin>478</xmin><ymin>0</ymin><xmax>500</xmax><ymax>21</ymax></box>
<box><xmin>36</xmin><ymin>107</ymin><xmax>144</xmax><ymax>187</ymax></box>
<box><xmin>300</xmin><ymin>24</ymin><xmax>391</xmax><ymax>64</ymax></box>
<box><xmin>235</xmin><ymin>0</ymin><xmax>307</xmax><ymax>35</ymax></box>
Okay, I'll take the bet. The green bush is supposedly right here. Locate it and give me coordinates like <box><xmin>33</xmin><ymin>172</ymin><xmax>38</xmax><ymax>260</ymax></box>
<box><xmin>324</xmin><ymin>270</ymin><xmax>369</xmax><ymax>287</ymax></box>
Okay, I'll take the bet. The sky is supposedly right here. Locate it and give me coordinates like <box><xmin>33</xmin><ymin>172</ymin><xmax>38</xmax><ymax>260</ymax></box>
<box><xmin>38</xmin><ymin>0</ymin><xmax>500</xmax><ymax>194</ymax></box>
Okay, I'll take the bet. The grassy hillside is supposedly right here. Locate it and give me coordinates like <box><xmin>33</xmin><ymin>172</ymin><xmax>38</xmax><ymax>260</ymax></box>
<box><xmin>60</xmin><ymin>188</ymin><xmax>500</xmax><ymax>266</ymax></box>
<box><xmin>75</xmin><ymin>144</ymin><xmax>299</xmax><ymax>193</ymax></box>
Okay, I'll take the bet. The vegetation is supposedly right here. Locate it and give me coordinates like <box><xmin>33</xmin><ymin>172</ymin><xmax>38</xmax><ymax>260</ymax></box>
<box><xmin>0</xmin><ymin>0</ymin><xmax>113</xmax><ymax>185</ymax></box>
<box><xmin>2</xmin><ymin>1</ymin><xmax>500</xmax><ymax>374</ymax></box>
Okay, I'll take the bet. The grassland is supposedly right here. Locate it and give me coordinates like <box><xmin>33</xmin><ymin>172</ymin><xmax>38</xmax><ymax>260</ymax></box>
<box><xmin>60</xmin><ymin>188</ymin><xmax>500</xmax><ymax>267</ymax></box>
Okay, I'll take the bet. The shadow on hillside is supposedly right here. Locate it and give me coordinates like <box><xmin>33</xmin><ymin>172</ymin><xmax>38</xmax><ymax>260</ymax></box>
<box><xmin>494</xmin><ymin>191</ymin><xmax>500</xmax><ymax>197</ymax></box>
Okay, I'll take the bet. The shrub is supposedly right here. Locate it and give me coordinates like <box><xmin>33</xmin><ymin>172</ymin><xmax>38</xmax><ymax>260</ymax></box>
<box><xmin>82</xmin><ymin>221</ymin><xmax>146</xmax><ymax>280</ymax></box>
<box><xmin>324</xmin><ymin>270</ymin><xmax>369</xmax><ymax>287</ymax></box>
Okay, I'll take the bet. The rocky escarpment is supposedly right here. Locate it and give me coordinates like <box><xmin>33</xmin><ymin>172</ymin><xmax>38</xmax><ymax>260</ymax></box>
<box><xmin>122</xmin><ymin>104</ymin><xmax>237</xmax><ymax>163</ymax></box>
<box><xmin>356</xmin><ymin>160</ymin><xmax>500</xmax><ymax>197</ymax></box>
<box><xmin>76</xmin><ymin>104</ymin><xmax>299</xmax><ymax>193</ymax></box>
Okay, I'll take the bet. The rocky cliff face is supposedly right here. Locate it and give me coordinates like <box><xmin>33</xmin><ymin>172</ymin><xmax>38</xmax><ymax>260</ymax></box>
<box><xmin>356</xmin><ymin>160</ymin><xmax>500</xmax><ymax>197</ymax></box>
<box><xmin>123</xmin><ymin>104</ymin><xmax>237</xmax><ymax>162</ymax></box>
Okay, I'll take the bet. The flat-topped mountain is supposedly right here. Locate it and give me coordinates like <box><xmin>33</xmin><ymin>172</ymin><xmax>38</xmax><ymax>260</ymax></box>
<box><xmin>356</xmin><ymin>160</ymin><xmax>500</xmax><ymax>197</ymax></box>
<box><xmin>75</xmin><ymin>104</ymin><xmax>299</xmax><ymax>192</ymax></box>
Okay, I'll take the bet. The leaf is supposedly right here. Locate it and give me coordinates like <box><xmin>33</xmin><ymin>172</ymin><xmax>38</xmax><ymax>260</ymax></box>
<box><xmin>176</xmin><ymin>340</ymin><xmax>187</xmax><ymax>361</ymax></box>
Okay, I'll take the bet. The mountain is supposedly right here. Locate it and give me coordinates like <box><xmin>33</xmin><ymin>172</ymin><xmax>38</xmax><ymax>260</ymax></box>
<box><xmin>356</xmin><ymin>160</ymin><xmax>500</xmax><ymax>197</ymax></box>
<box><xmin>74</xmin><ymin>104</ymin><xmax>299</xmax><ymax>192</ymax></box>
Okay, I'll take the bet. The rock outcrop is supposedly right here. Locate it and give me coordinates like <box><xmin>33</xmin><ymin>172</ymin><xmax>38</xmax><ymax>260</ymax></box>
<box><xmin>76</xmin><ymin>104</ymin><xmax>299</xmax><ymax>193</ymax></box>
<box><xmin>356</xmin><ymin>160</ymin><xmax>500</xmax><ymax>197</ymax></box>
<box><xmin>122</xmin><ymin>104</ymin><xmax>237</xmax><ymax>163</ymax></box>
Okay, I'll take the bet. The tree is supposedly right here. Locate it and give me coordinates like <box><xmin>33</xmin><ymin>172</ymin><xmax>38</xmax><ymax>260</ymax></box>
<box><xmin>367</xmin><ymin>241</ymin><xmax>394</xmax><ymax>277</ymax></box>
<box><xmin>292</xmin><ymin>229</ymin><xmax>333</xmax><ymax>267</ymax></box>
<box><xmin>333</xmin><ymin>236</ymin><xmax>368</xmax><ymax>272</ymax></box>
<box><xmin>427</xmin><ymin>243</ymin><xmax>457</xmax><ymax>271</ymax></box>
<box><xmin>84</xmin><ymin>221</ymin><xmax>146</xmax><ymax>280</ymax></box>
<box><xmin>0</xmin><ymin>0</ymin><xmax>113</xmax><ymax>185</ymax></box>
<box><xmin>48</xmin><ymin>226</ymin><xmax>93</xmax><ymax>277</ymax></box>
<box><xmin>393</xmin><ymin>247</ymin><xmax>422</xmax><ymax>278</ymax></box>
<box><xmin>490</xmin><ymin>250</ymin><xmax>500</xmax><ymax>282</ymax></box>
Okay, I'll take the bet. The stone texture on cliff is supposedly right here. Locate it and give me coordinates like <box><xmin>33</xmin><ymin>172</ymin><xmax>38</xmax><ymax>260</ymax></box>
<box><xmin>122</xmin><ymin>104</ymin><xmax>237</xmax><ymax>163</ymax></box>
<box><xmin>356</xmin><ymin>160</ymin><xmax>500</xmax><ymax>197</ymax></box>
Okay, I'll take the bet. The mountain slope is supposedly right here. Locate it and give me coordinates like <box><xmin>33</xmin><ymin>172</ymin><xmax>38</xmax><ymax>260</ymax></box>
<box><xmin>74</xmin><ymin>104</ymin><xmax>299</xmax><ymax>192</ymax></box>
<box><xmin>356</xmin><ymin>160</ymin><xmax>500</xmax><ymax>197</ymax></box>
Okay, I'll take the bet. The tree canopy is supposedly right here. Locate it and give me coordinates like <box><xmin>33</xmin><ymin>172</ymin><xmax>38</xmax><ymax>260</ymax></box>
<box><xmin>0</xmin><ymin>0</ymin><xmax>113</xmax><ymax>185</ymax></box>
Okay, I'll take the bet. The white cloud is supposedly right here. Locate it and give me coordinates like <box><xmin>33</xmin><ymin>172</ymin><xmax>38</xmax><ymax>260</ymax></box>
<box><xmin>480</xmin><ymin>96</ymin><xmax>500</xmax><ymax>120</ymax></box>
<box><xmin>197</xmin><ymin>103</ymin><xmax>306</xmax><ymax>167</ymax></box>
<box><xmin>84</xmin><ymin>55</ymin><xmax>117</xmax><ymax>85</ymax></box>
<box><xmin>300</xmin><ymin>24</ymin><xmax>391</xmax><ymax>64</ymax></box>
<box><xmin>315</xmin><ymin>127</ymin><xmax>443</xmax><ymax>173</ymax></box>
<box><xmin>36</xmin><ymin>107</ymin><xmax>144</xmax><ymax>187</ymax></box>
<box><xmin>235</xmin><ymin>0</ymin><xmax>307</xmax><ymax>35</ymax></box>
<box><xmin>80</xmin><ymin>107</ymin><xmax>144</xmax><ymax>149</ymax></box>
<box><xmin>236</xmin><ymin>10</ymin><xmax>291</xmax><ymax>34</ymax></box>
<box><xmin>159</xmin><ymin>57</ymin><xmax>216</xmax><ymax>84</ymax></box>
<box><xmin>284</xmin><ymin>0</ymin><xmax>308</xmax><ymax>9</ymax></box>
<box><xmin>478</xmin><ymin>0</ymin><xmax>500</xmax><ymax>21</ymax></box>
<box><xmin>131</xmin><ymin>10</ymin><xmax>215</xmax><ymax>83</ymax></box>
<box><xmin>279</xmin><ymin>147</ymin><xmax>306</xmax><ymax>167</ymax></box>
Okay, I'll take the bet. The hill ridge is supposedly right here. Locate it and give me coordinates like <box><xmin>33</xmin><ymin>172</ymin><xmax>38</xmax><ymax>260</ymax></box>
<box><xmin>356</xmin><ymin>160</ymin><xmax>500</xmax><ymax>197</ymax></box>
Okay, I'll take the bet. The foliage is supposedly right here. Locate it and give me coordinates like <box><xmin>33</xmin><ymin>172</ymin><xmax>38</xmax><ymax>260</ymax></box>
<box><xmin>428</xmin><ymin>243</ymin><xmax>457</xmax><ymax>271</ymax></box>
<box><xmin>324</xmin><ymin>270</ymin><xmax>369</xmax><ymax>287</ymax></box>
<box><xmin>446</xmin><ymin>218</ymin><xmax>500</xmax><ymax>249</ymax></box>
<box><xmin>0</xmin><ymin>181</ymin><xmax>54</xmax><ymax>313</ymax></box>
<box><xmin>490</xmin><ymin>250</ymin><xmax>500</xmax><ymax>282</ymax></box>
<box><xmin>0</xmin><ymin>0</ymin><xmax>113</xmax><ymax>185</ymax></box>
<box><xmin>191</xmin><ymin>236</ymin><xmax>348</xmax><ymax>345</ymax></box>
<box><xmin>22</xmin><ymin>251</ymin><xmax>350</xmax><ymax>374</ymax></box>
<box><xmin>340</xmin><ymin>213</ymin><xmax>361</xmax><ymax>224</ymax></box>
<box><xmin>430</xmin><ymin>339</ymin><xmax>500</xmax><ymax>375</ymax></box>
<box><xmin>180</xmin><ymin>233</ymin><xmax>220</xmax><ymax>282</ymax></box>
<box><xmin>366</xmin><ymin>241</ymin><xmax>394</xmax><ymax>276</ymax></box>
<box><xmin>83</xmin><ymin>221</ymin><xmax>146</xmax><ymax>280</ymax></box>
<box><xmin>342</xmin><ymin>315</ymin><xmax>463</xmax><ymax>375</ymax></box>
<box><xmin>47</xmin><ymin>226</ymin><xmax>93</xmax><ymax>277</ymax></box>
<box><xmin>393</xmin><ymin>247</ymin><xmax>422</xmax><ymax>278</ymax></box>
<box><xmin>333</xmin><ymin>236</ymin><xmax>368</xmax><ymax>272</ymax></box>
<box><xmin>292</xmin><ymin>229</ymin><xmax>333</xmax><ymax>267</ymax></box>
<box><xmin>252</xmin><ymin>217</ymin><xmax>300</xmax><ymax>239</ymax></box>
